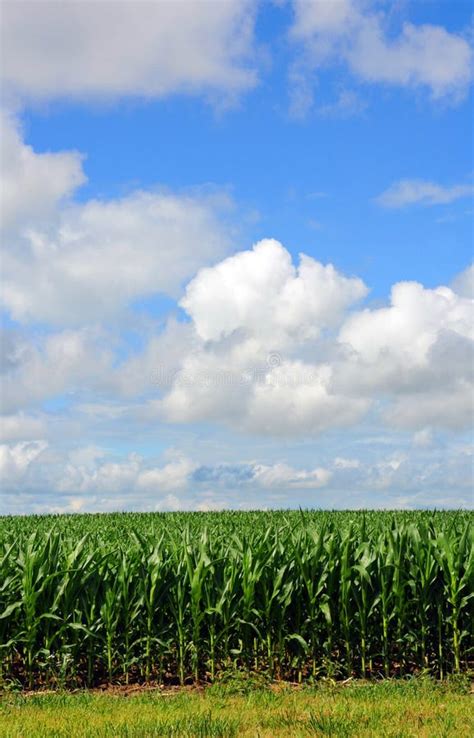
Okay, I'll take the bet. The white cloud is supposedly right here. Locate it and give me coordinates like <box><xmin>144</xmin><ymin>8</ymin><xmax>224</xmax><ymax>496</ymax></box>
<box><xmin>288</xmin><ymin>63</ymin><xmax>316</xmax><ymax>119</ymax></box>
<box><xmin>159</xmin><ymin>242</ymin><xmax>473</xmax><ymax>435</ymax></box>
<box><xmin>292</xmin><ymin>0</ymin><xmax>355</xmax><ymax>38</ymax></box>
<box><xmin>67</xmin><ymin>446</ymin><xmax>107</xmax><ymax>467</ymax></box>
<box><xmin>52</xmin><ymin>449</ymin><xmax>197</xmax><ymax>499</ymax></box>
<box><xmin>376</xmin><ymin>178</ymin><xmax>473</xmax><ymax>208</ymax></box>
<box><xmin>333</xmin><ymin>456</ymin><xmax>360</xmax><ymax>469</ymax></box>
<box><xmin>1</xmin><ymin>328</ymin><xmax>112</xmax><ymax>413</ymax></box>
<box><xmin>239</xmin><ymin>360</ymin><xmax>370</xmax><ymax>435</ymax></box>
<box><xmin>1</xmin><ymin>436</ymin><xmax>472</xmax><ymax>514</ymax></box>
<box><xmin>0</xmin><ymin>413</ymin><xmax>46</xmax><ymax>442</ymax></box>
<box><xmin>160</xmin><ymin>240</ymin><xmax>370</xmax><ymax>434</ymax></box>
<box><xmin>180</xmin><ymin>238</ymin><xmax>367</xmax><ymax>344</ymax></box>
<box><xmin>336</xmin><ymin>280</ymin><xmax>473</xmax><ymax>430</ymax></box>
<box><xmin>334</xmin><ymin>445</ymin><xmax>474</xmax><ymax>506</ymax></box>
<box><xmin>1</xmin><ymin>114</ymin><xmax>234</xmax><ymax>325</ymax></box>
<box><xmin>290</xmin><ymin>0</ymin><xmax>472</xmax><ymax>104</ymax></box>
<box><xmin>451</xmin><ymin>264</ymin><xmax>473</xmax><ymax>299</ymax></box>
<box><xmin>0</xmin><ymin>440</ymin><xmax>48</xmax><ymax>483</ymax></box>
<box><xmin>113</xmin><ymin>319</ymin><xmax>195</xmax><ymax>398</ymax></box>
<box><xmin>193</xmin><ymin>458</ymin><xmax>332</xmax><ymax>491</ymax></box>
<box><xmin>1</xmin><ymin>112</ymin><xmax>85</xmax><ymax>230</ymax></box>
<box><xmin>196</xmin><ymin>495</ymin><xmax>228</xmax><ymax>512</ymax></box>
<box><xmin>137</xmin><ymin>455</ymin><xmax>198</xmax><ymax>493</ymax></box>
<box><xmin>5</xmin><ymin>238</ymin><xmax>468</xmax><ymax>437</ymax></box>
<box><xmin>338</xmin><ymin>281</ymin><xmax>472</xmax><ymax>369</ymax></box>
<box><xmin>0</xmin><ymin>441</ymin><xmax>334</xmax><ymax>512</ymax></box>
<box><xmin>253</xmin><ymin>461</ymin><xmax>331</xmax><ymax>488</ymax></box>
<box><xmin>366</xmin><ymin>453</ymin><xmax>407</xmax><ymax>491</ymax></box>
<box><xmin>154</xmin><ymin>494</ymin><xmax>184</xmax><ymax>512</ymax></box>
<box><xmin>412</xmin><ymin>428</ymin><xmax>433</xmax><ymax>448</ymax></box>
<box><xmin>57</xmin><ymin>453</ymin><xmax>142</xmax><ymax>494</ymax></box>
<box><xmin>348</xmin><ymin>19</ymin><xmax>472</xmax><ymax>99</ymax></box>
<box><xmin>1</xmin><ymin>0</ymin><xmax>258</xmax><ymax>105</ymax></box>
<box><xmin>386</xmin><ymin>384</ymin><xmax>473</xmax><ymax>432</ymax></box>
<box><xmin>317</xmin><ymin>88</ymin><xmax>367</xmax><ymax>118</ymax></box>
<box><xmin>3</xmin><ymin>191</ymin><xmax>233</xmax><ymax>325</ymax></box>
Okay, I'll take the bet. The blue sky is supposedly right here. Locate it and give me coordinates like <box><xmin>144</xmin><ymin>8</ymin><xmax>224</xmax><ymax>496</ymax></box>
<box><xmin>1</xmin><ymin>0</ymin><xmax>473</xmax><ymax>513</ymax></box>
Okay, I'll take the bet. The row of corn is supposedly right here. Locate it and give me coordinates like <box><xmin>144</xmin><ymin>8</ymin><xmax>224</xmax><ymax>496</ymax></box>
<box><xmin>0</xmin><ymin>511</ymin><xmax>472</xmax><ymax>687</ymax></box>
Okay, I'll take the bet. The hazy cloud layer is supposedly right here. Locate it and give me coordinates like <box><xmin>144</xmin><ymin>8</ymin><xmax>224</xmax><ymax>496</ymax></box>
<box><xmin>1</xmin><ymin>0</ymin><xmax>258</xmax><ymax>105</ymax></box>
<box><xmin>289</xmin><ymin>0</ymin><xmax>472</xmax><ymax>116</ymax></box>
<box><xmin>376</xmin><ymin>178</ymin><xmax>473</xmax><ymax>208</ymax></box>
<box><xmin>1</xmin><ymin>439</ymin><xmax>471</xmax><ymax>515</ymax></box>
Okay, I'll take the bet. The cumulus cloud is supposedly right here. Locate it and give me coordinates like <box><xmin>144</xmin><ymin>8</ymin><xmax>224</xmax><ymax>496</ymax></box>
<box><xmin>376</xmin><ymin>178</ymin><xmax>473</xmax><ymax>208</ymax></box>
<box><xmin>137</xmin><ymin>455</ymin><xmax>198</xmax><ymax>493</ymax></box>
<box><xmin>1</xmin><ymin>0</ymin><xmax>258</xmax><ymax>105</ymax></box>
<box><xmin>3</xmin><ymin>227</ymin><xmax>471</xmax><ymax>437</ymax></box>
<box><xmin>1</xmin><ymin>113</ymin><xmax>234</xmax><ymax>325</ymax></box>
<box><xmin>57</xmin><ymin>453</ymin><xmax>143</xmax><ymax>494</ymax></box>
<box><xmin>180</xmin><ymin>238</ymin><xmax>367</xmax><ymax>344</ymax></box>
<box><xmin>114</xmin><ymin>320</ymin><xmax>196</xmax><ymax>398</ymax></box>
<box><xmin>157</xmin><ymin>241</ymin><xmax>474</xmax><ymax>435</ymax></box>
<box><xmin>3</xmin><ymin>191</ymin><xmax>233</xmax><ymax>325</ymax></box>
<box><xmin>1</xmin><ymin>112</ymin><xmax>85</xmax><ymax>230</ymax></box>
<box><xmin>0</xmin><ymin>328</ymin><xmax>112</xmax><ymax>413</ymax></box>
<box><xmin>451</xmin><ymin>264</ymin><xmax>473</xmax><ymax>299</ymax></box>
<box><xmin>159</xmin><ymin>239</ymin><xmax>370</xmax><ymax>434</ymax></box>
<box><xmin>336</xmin><ymin>281</ymin><xmax>473</xmax><ymax>429</ymax></box>
<box><xmin>386</xmin><ymin>383</ymin><xmax>473</xmax><ymax>432</ymax></box>
<box><xmin>238</xmin><ymin>360</ymin><xmax>369</xmax><ymax>435</ymax></box>
<box><xmin>53</xmin><ymin>450</ymin><xmax>200</xmax><ymax>499</ymax></box>
<box><xmin>338</xmin><ymin>281</ymin><xmax>472</xmax><ymax>370</ymax></box>
<box><xmin>290</xmin><ymin>0</ymin><xmax>472</xmax><ymax>109</ymax></box>
<box><xmin>253</xmin><ymin>461</ymin><xmax>331</xmax><ymax>488</ymax></box>
<box><xmin>0</xmin><ymin>440</ymin><xmax>48</xmax><ymax>483</ymax></box>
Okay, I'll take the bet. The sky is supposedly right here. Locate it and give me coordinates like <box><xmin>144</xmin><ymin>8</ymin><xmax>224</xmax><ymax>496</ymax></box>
<box><xmin>0</xmin><ymin>0</ymin><xmax>473</xmax><ymax>514</ymax></box>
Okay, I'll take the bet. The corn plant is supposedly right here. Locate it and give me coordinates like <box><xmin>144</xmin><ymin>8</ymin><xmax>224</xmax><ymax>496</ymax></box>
<box><xmin>0</xmin><ymin>510</ymin><xmax>472</xmax><ymax>688</ymax></box>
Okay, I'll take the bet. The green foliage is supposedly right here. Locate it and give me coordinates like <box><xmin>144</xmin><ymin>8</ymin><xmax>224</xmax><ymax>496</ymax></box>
<box><xmin>1</xmin><ymin>678</ymin><xmax>473</xmax><ymax>738</ymax></box>
<box><xmin>0</xmin><ymin>510</ymin><xmax>472</xmax><ymax>688</ymax></box>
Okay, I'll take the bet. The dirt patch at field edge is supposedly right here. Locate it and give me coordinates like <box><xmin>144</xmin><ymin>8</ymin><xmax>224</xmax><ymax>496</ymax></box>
<box><xmin>6</xmin><ymin>676</ymin><xmax>473</xmax><ymax>699</ymax></box>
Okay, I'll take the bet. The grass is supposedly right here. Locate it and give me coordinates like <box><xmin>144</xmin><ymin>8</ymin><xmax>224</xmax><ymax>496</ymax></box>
<box><xmin>1</xmin><ymin>678</ymin><xmax>472</xmax><ymax>737</ymax></box>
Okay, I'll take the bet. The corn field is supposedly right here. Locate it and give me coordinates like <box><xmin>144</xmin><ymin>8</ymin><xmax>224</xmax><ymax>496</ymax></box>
<box><xmin>0</xmin><ymin>511</ymin><xmax>472</xmax><ymax>689</ymax></box>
